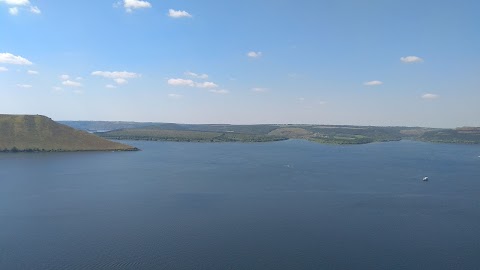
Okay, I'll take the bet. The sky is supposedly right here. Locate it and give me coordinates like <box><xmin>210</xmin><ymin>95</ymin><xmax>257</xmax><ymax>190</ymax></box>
<box><xmin>1</xmin><ymin>0</ymin><xmax>479</xmax><ymax>128</ymax></box>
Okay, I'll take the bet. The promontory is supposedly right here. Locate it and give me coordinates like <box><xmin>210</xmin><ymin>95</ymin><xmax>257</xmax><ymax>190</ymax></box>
<box><xmin>0</xmin><ymin>114</ymin><xmax>137</xmax><ymax>152</ymax></box>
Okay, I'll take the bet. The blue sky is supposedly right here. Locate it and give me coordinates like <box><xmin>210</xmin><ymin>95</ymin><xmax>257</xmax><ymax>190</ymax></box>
<box><xmin>1</xmin><ymin>0</ymin><xmax>479</xmax><ymax>127</ymax></box>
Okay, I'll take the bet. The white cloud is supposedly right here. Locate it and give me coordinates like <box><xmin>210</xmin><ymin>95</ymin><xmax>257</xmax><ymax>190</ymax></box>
<box><xmin>8</xmin><ymin>7</ymin><xmax>18</xmax><ymax>15</ymax></box>
<box><xmin>114</xmin><ymin>78</ymin><xmax>128</xmax><ymax>85</ymax></box>
<box><xmin>168</xmin><ymin>9</ymin><xmax>192</xmax><ymax>18</ymax></box>
<box><xmin>29</xmin><ymin>5</ymin><xmax>39</xmax><ymax>14</ymax></box>
<box><xmin>1</xmin><ymin>0</ymin><xmax>41</xmax><ymax>15</ymax></box>
<box><xmin>62</xmin><ymin>80</ymin><xmax>82</xmax><ymax>87</ymax></box>
<box><xmin>401</xmin><ymin>56</ymin><xmax>424</xmax><ymax>63</ymax></box>
<box><xmin>122</xmin><ymin>0</ymin><xmax>151</xmax><ymax>12</ymax></box>
<box><xmin>105</xmin><ymin>84</ymin><xmax>117</xmax><ymax>89</ymax></box>
<box><xmin>247</xmin><ymin>51</ymin><xmax>262</xmax><ymax>58</ymax></box>
<box><xmin>52</xmin><ymin>86</ymin><xmax>63</xmax><ymax>92</ymax></box>
<box><xmin>364</xmin><ymin>80</ymin><xmax>383</xmax><ymax>86</ymax></box>
<box><xmin>59</xmin><ymin>75</ymin><xmax>82</xmax><ymax>87</ymax></box>
<box><xmin>16</xmin><ymin>84</ymin><xmax>32</xmax><ymax>88</ymax></box>
<box><xmin>209</xmin><ymin>89</ymin><xmax>229</xmax><ymax>94</ymax></box>
<box><xmin>252</xmin><ymin>87</ymin><xmax>268</xmax><ymax>92</ymax></box>
<box><xmin>92</xmin><ymin>70</ymin><xmax>140</xmax><ymax>85</ymax></box>
<box><xmin>421</xmin><ymin>93</ymin><xmax>439</xmax><ymax>100</ymax></box>
<box><xmin>27</xmin><ymin>70</ymin><xmax>38</xmax><ymax>75</ymax></box>
<box><xmin>0</xmin><ymin>67</ymin><xmax>7</xmax><ymax>72</ymax></box>
<box><xmin>168</xmin><ymin>76</ymin><xmax>220</xmax><ymax>89</ymax></box>
<box><xmin>91</xmin><ymin>71</ymin><xmax>140</xmax><ymax>79</ymax></box>
<box><xmin>297</xmin><ymin>97</ymin><xmax>305</xmax><ymax>102</ymax></box>
<box><xmin>196</xmin><ymin>81</ymin><xmax>218</xmax><ymax>88</ymax></box>
<box><xmin>1</xmin><ymin>0</ymin><xmax>30</xmax><ymax>5</ymax></box>
<box><xmin>0</xmin><ymin>53</ymin><xmax>32</xmax><ymax>65</ymax></box>
<box><xmin>76</xmin><ymin>76</ymin><xmax>83</xmax><ymax>80</ymax></box>
<box><xmin>168</xmin><ymin>93</ymin><xmax>183</xmax><ymax>99</ymax></box>
<box><xmin>168</xmin><ymin>78</ymin><xmax>195</xmax><ymax>87</ymax></box>
<box><xmin>318</xmin><ymin>101</ymin><xmax>327</xmax><ymax>105</ymax></box>
<box><xmin>73</xmin><ymin>90</ymin><xmax>84</xmax><ymax>95</ymax></box>
<box><xmin>185</xmin><ymin>71</ymin><xmax>208</xmax><ymax>79</ymax></box>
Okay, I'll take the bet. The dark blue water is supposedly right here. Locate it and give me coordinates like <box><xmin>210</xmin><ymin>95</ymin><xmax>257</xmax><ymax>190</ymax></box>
<box><xmin>1</xmin><ymin>140</ymin><xmax>479</xmax><ymax>270</ymax></box>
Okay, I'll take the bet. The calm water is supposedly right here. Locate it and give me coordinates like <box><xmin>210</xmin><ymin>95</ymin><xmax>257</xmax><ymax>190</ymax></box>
<box><xmin>1</xmin><ymin>140</ymin><xmax>479</xmax><ymax>270</ymax></box>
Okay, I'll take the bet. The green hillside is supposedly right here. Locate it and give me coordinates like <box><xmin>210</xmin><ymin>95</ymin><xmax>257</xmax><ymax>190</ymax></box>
<box><xmin>0</xmin><ymin>115</ymin><xmax>137</xmax><ymax>152</ymax></box>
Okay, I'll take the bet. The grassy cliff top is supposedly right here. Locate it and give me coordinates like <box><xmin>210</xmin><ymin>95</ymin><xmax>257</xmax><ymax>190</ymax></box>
<box><xmin>0</xmin><ymin>114</ymin><xmax>137</xmax><ymax>152</ymax></box>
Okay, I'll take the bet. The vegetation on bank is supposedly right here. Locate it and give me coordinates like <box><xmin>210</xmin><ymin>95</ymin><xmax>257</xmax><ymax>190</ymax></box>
<box><xmin>98</xmin><ymin>128</ymin><xmax>288</xmax><ymax>143</ymax></box>
<box><xmin>64</xmin><ymin>121</ymin><xmax>480</xmax><ymax>145</ymax></box>
<box><xmin>0</xmin><ymin>115</ymin><xmax>138</xmax><ymax>152</ymax></box>
<box><xmin>419</xmin><ymin>128</ymin><xmax>480</xmax><ymax>144</ymax></box>
<box><xmin>309</xmin><ymin>136</ymin><xmax>376</xmax><ymax>145</ymax></box>
<box><xmin>95</xmin><ymin>124</ymin><xmax>433</xmax><ymax>145</ymax></box>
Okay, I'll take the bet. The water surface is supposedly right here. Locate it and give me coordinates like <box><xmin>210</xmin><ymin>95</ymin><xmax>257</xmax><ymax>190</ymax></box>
<box><xmin>1</xmin><ymin>140</ymin><xmax>479</xmax><ymax>269</ymax></box>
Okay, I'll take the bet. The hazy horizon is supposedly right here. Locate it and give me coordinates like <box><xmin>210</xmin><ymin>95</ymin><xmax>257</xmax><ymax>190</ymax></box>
<box><xmin>1</xmin><ymin>0</ymin><xmax>479</xmax><ymax>128</ymax></box>
<box><xmin>55</xmin><ymin>118</ymin><xmax>457</xmax><ymax>129</ymax></box>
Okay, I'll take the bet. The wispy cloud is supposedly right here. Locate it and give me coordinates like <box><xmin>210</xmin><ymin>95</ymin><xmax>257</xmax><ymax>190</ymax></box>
<box><xmin>29</xmin><ymin>5</ymin><xmax>39</xmax><ymax>13</ymax></box>
<box><xmin>185</xmin><ymin>71</ymin><xmax>208</xmax><ymax>80</ymax></box>
<box><xmin>16</xmin><ymin>84</ymin><xmax>32</xmax><ymax>88</ymax></box>
<box><xmin>1</xmin><ymin>0</ymin><xmax>30</xmax><ymax>5</ymax></box>
<box><xmin>59</xmin><ymin>74</ymin><xmax>83</xmax><ymax>87</ymax></box>
<box><xmin>0</xmin><ymin>53</ymin><xmax>32</xmax><ymax>65</ymax></box>
<box><xmin>0</xmin><ymin>67</ymin><xmax>7</xmax><ymax>72</ymax></box>
<box><xmin>168</xmin><ymin>93</ymin><xmax>183</xmax><ymax>99</ymax></box>
<box><xmin>364</xmin><ymin>80</ymin><xmax>383</xmax><ymax>86</ymax></box>
<box><xmin>91</xmin><ymin>71</ymin><xmax>140</xmax><ymax>79</ymax></box>
<box><xmin>209</xmin><ymin>89</ymin><xmax>229</xmax><ymax>94</ymax></box>
<box><xmin>168</xmin><ymin>9</ymin><xmax>192</xmax><ymax>18</ymax></box>
<box><xmin>167</xmin><ymin>78</ymin><xmax>219</xmax><ymax>89</ymax></box>
<box><xmin>120</xmin><ymin>0</ymin><xmax>151</xmax><ymax>12</ymax></box>
<box><xmin>105</xmin><ymin>84</ymin><xmax>117</xmax><ymax>89</ymax></box>
<box><xmin>247</xmin><ymin>51</ymin><xmax>262</xmax><ymax>58</ymax></box>
<box><xmin>0</xmin><ymin>0</ymin><xmax>41</xmax><ymax>15</ymax></box>
<box><xmin>252</xmin><ymin>87</ymin><xmax>268</xmax><ymax>93</ymax></box>
<box><xmin>421</xmin><ymin>93</ymin><xmax>439</xmax><ymax>100</ymax></box>
<box><xmin>27</xmin><ymin>70</ymin><xmax>38</xmax><ymax>75</ymax></box>
<box><xmin>8</xmin><ymin>7</ymin><xmax>17</xmax><ymax>15</ymax></box>
<box><xmin>168</xmin><ymin>78</ymin><xmax>195</xmax><ymax>87</ymax></box>
<box><xmin>92</xmin><ymin>70</ymin><xmax>140</xmax><ymax>85</ymax></box>
<box><xmin>401</xmin><ymin>56</ymin><xmax>423</xmax><ymax>63</ymax></box>
<box><xmin>62</xmin><ymin>80</ymin><xmax>82</xmax><ymax>87</ymax></box>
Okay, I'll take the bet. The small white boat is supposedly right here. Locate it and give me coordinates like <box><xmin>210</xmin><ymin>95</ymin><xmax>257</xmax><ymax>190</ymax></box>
<box><xmin>423</xmin><ymin>176</ymin><xmax>429</xmax><ymax>181</ymax></box>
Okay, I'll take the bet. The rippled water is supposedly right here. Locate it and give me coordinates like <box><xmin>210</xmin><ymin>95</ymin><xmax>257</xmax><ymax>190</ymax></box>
<box><xmin>1</xmin><ymin>140</ymin><xmax>479</xmax><ymax>269</ymax></box>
